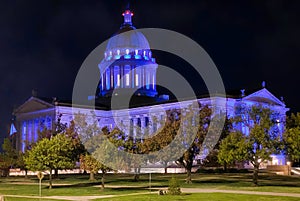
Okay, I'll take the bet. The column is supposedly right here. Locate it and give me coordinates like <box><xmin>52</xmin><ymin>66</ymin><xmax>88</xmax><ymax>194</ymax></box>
<box><xmin>140</xmin><ymin>116</ymin><xmax>146</xmax><ymax>141</ymax></box>
<box><xmin>133</xmin><ymin>117</ymin><xmax>138</xmax><ymax>140</ymax></box>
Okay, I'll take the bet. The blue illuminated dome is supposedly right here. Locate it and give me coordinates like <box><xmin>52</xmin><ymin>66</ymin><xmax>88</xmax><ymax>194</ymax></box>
<box><xmin>98</xmin><ymin>8</ymin><xmax>158</xmax><ymax>98</ymax></box>
<box><xmin>106</xmin><ymin>25</ymin><xmax>150</xmax><ymax>53</ymax></box>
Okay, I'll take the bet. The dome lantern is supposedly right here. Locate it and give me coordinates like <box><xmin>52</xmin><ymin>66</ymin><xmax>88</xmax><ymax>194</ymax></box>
<box><xmin>122</xmin><ymin>9</ymin><xmax>134</xmax><ymax>26</ymax></box>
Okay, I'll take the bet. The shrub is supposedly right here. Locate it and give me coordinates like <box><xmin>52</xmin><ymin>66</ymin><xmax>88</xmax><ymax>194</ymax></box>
<box><xmin>167</xmin><ymin>176</ymin><xmax>181</xmax><ymax>195</ymax></box>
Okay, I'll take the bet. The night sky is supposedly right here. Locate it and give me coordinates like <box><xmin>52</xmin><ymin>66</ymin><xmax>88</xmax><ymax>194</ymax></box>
<box><xmin>1</xmin><ymin>0</ymin><xmax>300</xmax><ymax>144</ymax></box>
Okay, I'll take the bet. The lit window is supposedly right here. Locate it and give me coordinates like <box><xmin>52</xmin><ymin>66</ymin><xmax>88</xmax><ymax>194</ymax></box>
<box><xmin>146</xmin><ymin>73</ymin><xmax>150</xmax><ymax>89</ymax></box>
<box><xmin>126</xmin><ymin>49</ymin><xmax>130</xmax><ymax>55</ymax></box>
<box><xmin>106</xmin><ymin>70</ymin><xmax>110</xmax><ymax>90</ymax></box>
<box><xmin>143</xmin><ymin>51</ymin><xmax>146</xmax><ymax>56</ymax></box>
<box><xmin>126</xmin><ymin>74</ymin><xmax>130</xmax><ymax>86</ymax></box>
<box><xmin>153</xmin><ymin>76</ymin><xmax>155</xmax><ymax>89</ymax></box>
<box><xmin>135</xmin><ymin>74</ymin><xmax>139</xmax><ymax>86</ymax></box>
<box><xmin>109</xmin><ymin>51</ymin><xmax>112</xmax><ymax>56</ymax></box>
<box><xmin>117</xmin><ymin>49</ymin><xmax>120</xmax><ymax>55</ymax></box>
<box><xmin>117</xmin><ymin>74</ymin><xmax>120</xmax><ymax>86</ymax></box>
<box><xmin>135</xmin><ymin>49</ymin><xmax>138</xmax><ymax>55</ymax></box>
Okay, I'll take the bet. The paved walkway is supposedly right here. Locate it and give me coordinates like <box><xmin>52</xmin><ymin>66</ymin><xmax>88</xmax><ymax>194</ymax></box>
<box><xmin>181</xmin><ymin>188</ymin><xmax>300</xmax><ymax>198</ymax></box>
<box><xmin>3</xmin><ymin>192</ymin><xmax>153</xmax><ymax>201</ymax></box>
<box><xmin>3</xmin><ymin>188</ymin><xmax>300</xmax><ymax>200</ymax></box>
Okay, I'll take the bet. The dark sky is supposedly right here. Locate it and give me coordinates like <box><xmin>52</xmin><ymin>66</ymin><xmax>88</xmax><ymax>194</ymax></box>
<box><xmin>1</xmin><ymin>0</ymin><xmax>300</xmax><ymax>142</ymax></box>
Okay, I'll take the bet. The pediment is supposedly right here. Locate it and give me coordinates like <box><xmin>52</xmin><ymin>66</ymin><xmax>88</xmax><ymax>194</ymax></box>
<box><xmin>243</xmin><ymin>88</ymin><xmax>285</xmax><ymax>107</ymax></box>
<box><xmin>14</xmin><ymin>97</ymin><xmax>54</xmax><ymax>114</ymax></box>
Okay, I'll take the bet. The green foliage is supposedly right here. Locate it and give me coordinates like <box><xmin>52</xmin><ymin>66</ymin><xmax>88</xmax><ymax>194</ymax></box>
<box><xmin>284</xmin><ymin>113</ymin><xmax>300</xmax><ymax>163</ymax></box>
<box><xmin>0</xmin><ymin>138</ymin><xmax>17</xmax><ymax>173</ymax></box>
<box><xmin>25</xmin><ymin>134</ymin><xmax>75</xmax><ymax>172</ymax></box>
<box><xmin>24</xmin><ymin>134</ymin><xmax>75</xmax><ymax>188</ymax></box>
<box><xmin>80</xmin><ymin>154</ymin><xmax>102</xmax><ymax>181</ymax></box>
<box><xmin>176</xmin><ymin>104</ymin><xmax>212</xmax><ymax>184</ymax></box>
<box><xmin>218</xmin><ymin>131</ymin><xmax>247</xmax><ymax>169</ymax></box>
<box><xmin>80</xmin><ymin>154</ymin><xmax>102</xmax><ymax>174</ymax></box>
<box><xmin>218</xmin><ymin>105</ymin><xmax>282</xmax><ymax>185</ymax></box>
<box><xmin>167</xmin><ymin>176</ymin><xmax>181</xmax><ymax>195</ymax></box>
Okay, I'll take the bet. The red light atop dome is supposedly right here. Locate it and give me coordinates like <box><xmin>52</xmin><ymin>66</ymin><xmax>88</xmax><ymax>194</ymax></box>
<box><xmin>123</xmin><ymin>10</ymin><xmax>134</xmax><ymax>16</ymax></box>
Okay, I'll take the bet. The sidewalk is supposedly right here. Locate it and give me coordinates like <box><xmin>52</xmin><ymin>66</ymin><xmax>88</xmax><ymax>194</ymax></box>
<box><xmin>3</xmin><ymin>188</ymin><xmax>300</xmax><ymax>200</ymax></box>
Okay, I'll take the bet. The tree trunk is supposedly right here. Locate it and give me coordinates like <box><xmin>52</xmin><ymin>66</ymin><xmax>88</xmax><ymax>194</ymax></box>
<box><xmin>54</xmin><ymin>169</ymin><xmax>58</xmax><ymax>179</ymax></box>
<box><xmin>223</xmin><ymin>162</ymin><xmax>227</xmax><ymax>172</ymax></box>
<box><xmin>164</xmin><ymin>161</ymin><xmax>168</xmax><ymax>174</ymax></box>
<box><xmin>89</xmin><ymin>172</ymin><xmax>95</xmax><ymax>181</ymax></box>
<box><xmin>101</xmin><ymin>172</ymin><xmax>105</xmax><ymax>189</ymax></box>
<box><xmin>186</xmin><ymin>168</ymin><xmax>192</xmax><ymax>184</ymax></box>
<box><xmin>49</xmin><ymin>169</ymin><xmax>53</xmax><ymax>189</ymax></box>
<box><xmin>133</xmin><ymin>173</ymin><xmax>140</xmax><ymax>182</ymax></box>
<box><xmin>253</xmin><ymin>164</ymin><xmax>259</xmax><ymax>186</ymax></box>
<box><xmin>133</xmin><ymin>167</ymin><xmax>140</xmax><ymax>182</ymax></box>
<box><xmin>24</xmin><ymin>169</ymin><xmax>28</xmax><ymax>179</ymax></box>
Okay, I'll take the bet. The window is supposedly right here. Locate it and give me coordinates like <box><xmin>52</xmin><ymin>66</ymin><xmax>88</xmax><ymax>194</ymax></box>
<box><xmin>117</xmin><ymin>74</ymin><xmax>120</xmax><ymax>87</ymax></box>
<box><xmin>28</xmin><ymin>121</ymin><xmax>32</xmax><ymax>143</ymax></box>
<box><xmin>124</xmin><ymin>65</ymin><xmax>130</xmax><ymax>87</ymax></box>
<box><xmin>114</xmin><ymin>66</ymin><xmax>120</xmax><ymax>88</ymax></box>
<box><xmin>135</xmin><ymin>74</ymin><xmax>139</xmax><ymax>86</ymax></box>
<box><xmin>101</xmin><ymin>74</ymin><xmax>104</xmax><ymax>90</ymax></box>
<box><xmin>46</xmin><ymin>116</ymin><xmax>52</xmax><ymax>130</ymax></box>
<box><xmin>126</xmin><ymin>74</ymin><xmax>130</xmax><ymax>86</ymax></box>
<box><xmin>146</xmin><ymin>73</ymin><xmax>150</xmax><ymax>89</ymax></box>
<box><xmin>34</xmin><ymin>119</ymin><xmax>39</xmax><ymax>142</ymax></box>
<box><xmin>22</xmin><ymin>121</ymin><xmax>27</xmax><ymax>152</ymax></box>
<box><xmin>106</xmin><ymin>70</ymin><xmax>110</xmax><ymax>90</ymax></box>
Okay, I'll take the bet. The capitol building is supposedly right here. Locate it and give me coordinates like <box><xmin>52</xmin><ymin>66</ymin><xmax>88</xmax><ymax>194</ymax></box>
<box><xmin>12</xmin><ymin>8</ymin><xmax>289</xmax><ymax>168</ymax></box>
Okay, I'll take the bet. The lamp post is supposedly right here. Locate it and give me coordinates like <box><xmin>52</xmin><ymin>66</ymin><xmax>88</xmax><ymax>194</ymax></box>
<box><xmin>36</xmin><ymin>171</ymin><xmax>44</xmax><ymax>197</ymax></box>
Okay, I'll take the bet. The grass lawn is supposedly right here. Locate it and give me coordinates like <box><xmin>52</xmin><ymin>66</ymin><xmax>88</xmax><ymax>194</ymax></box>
<box><xmin>97</xmin><ymin>193</ymin><xmax>300</xmax><ymax>201</ymax></box>
<box><xmin>4</xmin><ymin>198</ymin><xmax>67</xmax><ymax>201</ymax></box>
<box><xmin>1</xmin><ymin>172</ymin><xmax>300</xmax><ymax>198</ymax></box>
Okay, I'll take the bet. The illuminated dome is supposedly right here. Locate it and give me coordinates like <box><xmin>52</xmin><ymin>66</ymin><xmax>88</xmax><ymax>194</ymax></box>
<box><xmin>99</xmin><ymin>8</ymin><xmax>158</xmax><ymax>98</ymax></box>
<box><xmin>106</xmin><ymin>26</ymin><xmax>150</xmax><ymax>52</ymax></box>
<box><xmin>104</xmin><ymin>9</ymin><xmax>152</xmax><ymax>59</ymax></box>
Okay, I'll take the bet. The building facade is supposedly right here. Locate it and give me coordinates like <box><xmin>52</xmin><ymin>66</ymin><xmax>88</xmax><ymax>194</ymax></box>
<box><xmin>12</xmin><ymin>8</ymin><xmax>289</xmax><ymax>166</ymax></box>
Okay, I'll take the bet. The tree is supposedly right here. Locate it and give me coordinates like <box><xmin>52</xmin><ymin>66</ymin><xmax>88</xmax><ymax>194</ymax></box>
<box><xmin>80</xmin><ymin>154</ymin><xmax>101</xmax><ymax>181</ymax></box>
<box><xmin>99</xmin><ymin>127</ymin><xmax>142</xmax><ymax>181</ymax></box>
<box><xmin>203</xmin><ymin>117</ymin><xmax>233</xmax><ymax>169</ymax></box>
<box><xmin>176</xmin><ymin>104</ymin><xmax>212</xmax><ymax>184</ymax></box>
<box><xmin>218</xmin><ymin>105</ymin><xmax>282</xmax><ymax>186</ymax></box>
<box><xmin>37</xmin><ymin>117</ymin><xmax>86</xmax><ymax>178</ymax></box>
<box><xmin>144</xmin><ymin>109</ymin><xmax>182</xmax><ymax>174</ymax></box>
<box><xmin>0</xmin><ymin>138</ymin><xmax>17</xmax><ymax>176</ymax></box>
<box><xmin>24</xmin><ymin>134</ymin><xmax>75</xmax><ymax>189</ymax></box>
<box><xmin>218</xmin><ymin>132</ymin><xmax>247</xmax><ymax>171</ymax></box>
<box><xmin>15</xmin><ymin>151</ymin><xmax>29</xmax><ymax>178</ymax></box>
<box><xmin>284</xmin><ymin>113</ymin><xmax>300</xmax><ymax>164</ymax></box>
